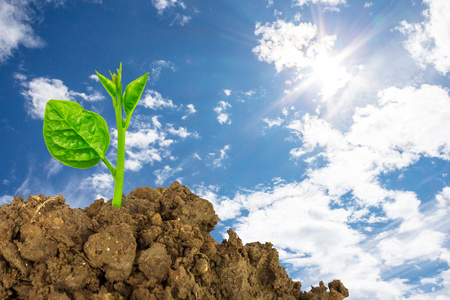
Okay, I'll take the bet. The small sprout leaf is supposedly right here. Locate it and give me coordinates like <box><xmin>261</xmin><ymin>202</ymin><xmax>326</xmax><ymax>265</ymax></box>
<box><xmin>96</xmin><ymin>71</ymin><xmax>116</xmax><ymax>99</ymax></box>
<box><xmin>43</xmin><ymin>100</ymin><xmax>110</xmax><ymax>169</ymax></box>
<box><xmin>123</xmin><ymin>73</ymin><xmax>149</xmax><ymax>117</ymax></box>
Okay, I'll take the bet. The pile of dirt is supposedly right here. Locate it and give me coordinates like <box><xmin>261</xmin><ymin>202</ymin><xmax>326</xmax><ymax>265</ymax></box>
<box><xmin>0</xmin><ymin>181</ymin><xmax>348</xmax><ymax>299</ymax></box>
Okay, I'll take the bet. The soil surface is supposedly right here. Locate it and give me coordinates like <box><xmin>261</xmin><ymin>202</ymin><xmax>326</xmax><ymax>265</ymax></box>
<box><xmin>0</xmin><ymin>181</ymin><xmax>348</xmax><ymax>299</ymax></box>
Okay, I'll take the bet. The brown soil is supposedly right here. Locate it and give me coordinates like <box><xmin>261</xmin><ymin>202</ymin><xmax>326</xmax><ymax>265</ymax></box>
<box><xmin>0</xmin><ymin>181</ymin><xmax>348</xmax><ymax>299</ymax></box>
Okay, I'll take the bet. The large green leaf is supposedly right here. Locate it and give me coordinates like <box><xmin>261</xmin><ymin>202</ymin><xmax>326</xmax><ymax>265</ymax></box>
<box><xmin>123</xmin><ymin>73</ymin><xmax>149</xmax><ymax>116</ymax></box>
<box><xmin>43</xmin><ymin>100</ymin><xmax>110</xmax><ymax>169</ymax></box>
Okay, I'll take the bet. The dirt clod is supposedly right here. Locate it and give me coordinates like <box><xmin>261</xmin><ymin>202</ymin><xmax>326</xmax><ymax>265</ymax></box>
<box><xmin>0</xmin><ymin>182</ymin><xmax>348</xmax><ymax>299</ymax></box>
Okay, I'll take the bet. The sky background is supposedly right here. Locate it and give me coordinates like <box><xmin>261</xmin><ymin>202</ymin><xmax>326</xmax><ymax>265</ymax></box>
<box><xmin>1</xmin><ymin>0</ymin><xmax>450</xmax><ymax>298</ymax></box>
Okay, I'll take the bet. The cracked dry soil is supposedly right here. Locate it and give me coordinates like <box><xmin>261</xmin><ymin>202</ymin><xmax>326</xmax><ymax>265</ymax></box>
<box><xmin>0</xmin><ymin>181</ymin><xmax>349</xmax><ymax>299</ymax></box>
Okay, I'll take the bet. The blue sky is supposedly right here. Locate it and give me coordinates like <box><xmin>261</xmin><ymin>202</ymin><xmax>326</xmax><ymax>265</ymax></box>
<box><xmin>1</xmin><ymin>0</ymin><xmax>450</xmax><ymax>298</ymax></box>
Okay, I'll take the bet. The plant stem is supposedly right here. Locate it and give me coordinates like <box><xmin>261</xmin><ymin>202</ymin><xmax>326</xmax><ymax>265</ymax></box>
<box><xmin>112</xmin><ymin>94</ymin><xmax>125</xmax><ymax>207</ymax></box>
<box><xmin>102</xmin><ymin>157</ymin><xmax>116</xmax><ymax>179</ymax></box>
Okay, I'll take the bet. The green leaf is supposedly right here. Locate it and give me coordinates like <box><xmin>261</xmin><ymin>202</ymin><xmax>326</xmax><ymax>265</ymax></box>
<box><xmin>43</xmin><ymin>100</ymin><xmax>110</xmax><ymax>169</ymax></box>
<box><xmin>96</xmin><ymin>71</ymin><xmax>116</xmax><ymax>99</ymax></box>
<box><xmin>117</xmin><ymin>62</ymin><xmax>122</xmax><ymax>84</ymax></box>
<box><xmin>123</xmin><ymin>73</ymin><xmax>149</xmax><ymax>117</ymax></box>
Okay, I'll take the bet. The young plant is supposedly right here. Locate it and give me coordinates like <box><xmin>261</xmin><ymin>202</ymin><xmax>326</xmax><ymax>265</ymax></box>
<box><xmin>43</xmin><ymin>63</ymin><xmax>149</xmax><ymax>207</ymax></box>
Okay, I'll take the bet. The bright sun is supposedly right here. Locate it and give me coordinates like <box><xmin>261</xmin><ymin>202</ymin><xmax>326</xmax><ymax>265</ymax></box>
<box><xmin>310</xmin><ymin>53</ymin><xmax>351</xmax><ymax>101</ymax></box>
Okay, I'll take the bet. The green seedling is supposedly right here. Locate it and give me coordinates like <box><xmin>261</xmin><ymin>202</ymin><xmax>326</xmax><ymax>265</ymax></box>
<box><xmin>43</xmin><ymin>63</ymin><xmax>149</xmax><ymax>207</ymax></box>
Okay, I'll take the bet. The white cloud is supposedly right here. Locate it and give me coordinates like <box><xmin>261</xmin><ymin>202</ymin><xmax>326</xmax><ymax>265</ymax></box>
<box><xmin>262</xmin><ymin>117</ymin><xmax>284</xmax><ymax>127</ymax></box>
<box><xmin>22</xmin><ymin>77</ymin><xmax>70</xmax><ymax>119</ymax></box>
<box><xmin>253</xmin><ymin>19</ymin><xmax>356</xmax><ymax>101</ymax></box>
<box><xmin>292</xmin><ymin>0</ymin><xmax>346</xmax><ymax>12</ymax></box>
<box><xmin>397</xmin><ymin>0</ymin><xmax>450</xmax><ymax>74</ymax></box>
<box><xmin>364</xmin><ymin>2</ymin><xmax>372</xmax><ymax>7</ymax></box>
<box><xmin>208</xmin><ymin>145</ymin><xmax>231</xmax><ymax>168</ymax></box>
<box><xmin>382</xmin><ymin>191</ymin><xmax>424</xmax><ymax>233</ymax></box>
<box><xmin>154</xmin><ymin>165</ymin><xmax>182</xmax><ymax>185</ymax></box>
<box><xmin>0</xmin><ymin>0</ymin><xmax>45</xmax><ymax>63</ymax></box>
<box><xmin>89</xmin><ymin>172</ymin><xmax>114</xmax><ymax>190</ymax></box>
<box><xmin>0</xmin><ymin>0</ymin><xmax>101</xmax><ymax>63</ymax></box>
<box><xmin>14</xmin><ymin>72</ymin><xmax>27</xmax><ymax>81</ymax></box>
<box><xmin>152</xmin><ymin>115</ymin><xmax>162</xmax><ymax>128</ymax></box>
<box><xmin>211</xmin><ymin>180</ymin><xmax>407</xmax><ymax>299</ymax></box>
<box><xmin>21</xmin><ymin>77</ymin><xmax>104</xmax><ymax>119</ymax></box>
<box><xmin>214</xmin><ymin>101</ymin><xmax>231</xmax><ymax>124</ymax></box>
<box><xmin>348</xmin><ymin>85</ymin><xmax>450</xmax><ymax>160</ymax></box>
<box><xmin>171</xmin><ymin>13</ymin><xmax>191</xmax><ymax>26</ymax></box>
<box><xmin>199</xmin><ymin>84</ymin><xmax>450</xmax><ymax>298</ymax></box>
<box><xmin>111</xmin><ymin>127</ymin><xmax>171</xmax><ymax>171</ymax></box>
<box><xmin>110</xmin><ymin>110</ymin><xmax>196</xmax><ymax>173</ymax></box>
<box><xmin>252</xmin><ymin>20</ymin><xmax>336</xmax><ymax>75</ymax></box>
<box><xmin>124</xmin><ymin>128</ymin><xmax>162</xmax><ymax>148</ymax></box>
<box><xmin>194</xmin><ymin>184</ymin><xmax>242</xmax><ymax>220</ymax></box>
<box><xmin>292</xmin><ymin>0</ymin><xmax>346</xmax><ymax>7</ymax></box>
<box><xmin>149</xmin><ymin>60</ymin><xmax>176</xmax><ymax>83</ymax></box>
<box><xmin>152</xmin><ymin>0</ymin><xmax>176</xmax><ymax>13</ymax></box>
<box><xmin>186</xmin><ymin>103</ymin><xmax>196</xmax><ymax>114</ymax></box>
<box><xmin>140</xmin><ymin>90</ymin><xmax>176</xmax><ymax>110</ymax></box>
<box><xmin>223</xmin><ymin>89</ymin><xmax>232</xmax><ymax>96</ymax></box>
<box><xmin>244</xmin><ymin>90</ymin><xmax>255</xmax><ymax>96</ymax></box>
<box><xmin>126</xmin><ymin>148</ymin><xmax>164</xmax><ymax>171</ymax></box>
<box><xmin>377</xmin><ymin>230</ymin><xmax>446</xmax><ymax>267</ymax></box>
<box><xmin>287</xmin><ymin>85</ymin><xmax>450</xmax><ymax>205</ymax></box>
<box><xmin>89</xmin><ymin>74</ymin><xmax>99</xmax><ymax>82</ymax></box>
<box><xmin>151</xmin><ymin>0</ymin><xmax>191</xmax><ymax>26</ymax></box>
<box><xmin>408</xmin><ymin>269</ymin><xmax>450</xmax><ymax>300</ymax></box>
<box><xmin>0</xmin><ymin>194</ymin><xmax>12</xmax><ymax>205</ymax></box>
<box><xmin>182</xmin><ymin>104</ymin><xmax>196</xmax><ymax>120</ymax></box>
<box><xmin>217</xmin><ymin>114</ymin><xmax>230</xmax><ymax>124</ymax></box>
<box><xmin>44</xmin><ymin>158</ymin><xmax>64</xmax><ymax>177</ymax></box>
<box><xmin>167</xmin><ymin>125</ymin><xmax>194</xmax><ymax>138</ymax></box>
<box><xmin>82</xmin><ymin>172</ymin><xmax>114</xmax><ymax>200</ymax></box>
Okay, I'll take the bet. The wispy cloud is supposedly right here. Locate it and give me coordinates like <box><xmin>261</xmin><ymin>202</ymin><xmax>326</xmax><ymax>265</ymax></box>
<box><xmin>89</xmin><ymin>74</ymin><xmax>99</xmax><ymax>82</ymax></box>
<box><xmin>214</xmin><ymin>101</ymin><xmax>231</xmax><ymax>124</ymax></box>
<box><xmin>152</xmin><ymin>0</ymin><xmax>179</xmax><ymax>13</ymax></box>
<box><xmin>397</xmin><ymin>0</ymin><xmax>450</xmax><ymax>75</ymax></box>
<box><xmin>262</xmin><ymin>117</ymin><xmax>284</xmax><ymax>128</ymax></box>
<box><xmin>208</xmin><ymin>145</ymin><xmax>231</xmax><ymax>168</ymax></box>
<box><xmin>292</xmin><ymin>0</ymin><xmax>346</xmax><ymax>10</ymax></box>
<box><xmin>0</xmin><ymin>0</ymin><xmax>45</xmax><ymax>63</ymax></box>
<box><xmin>151</xmin><ymin>0</ymin><xmax>192</xmax><ymax>26</ymax></box>
<box><xmin>0</xmin><ymin>0</ymin><xmax>101</xmax><ymax>63</ymax></box>
<box><xmin>181</xmin><ymin>103</ymin><xmax>196</xmax><ymax>120</ymax></box>
<box><xmin>149</xmin><ymin>60</ymin><xmax>176</xmax><ymax>83</ymax></box>
<box><xmin>140</xmin><ymin>90</ymin><xmax>176</xmax><ymax>110</ymax></box>
<box><xmin>44</xmin><ymin>158</ymin><xmax>64</xmax><ymax>178</ymax></box>
<box><xmin>82</xmin><ymin>172</ymin><xmax>114</xmax><ymax>200</ymax></box>
<box><xmin>154</xmin><ymin>165</ymin><xmax>183</xmax><ymax>185</ymax></box>
<box><xmin>0</xmin><ymin>194</ymin><xmax>12</xmax><ymax>205</ymax></box>
<box><xmin>167</xmin><ymin>124</ymin><xmax>198</xmax><ymax>139</ymax></box>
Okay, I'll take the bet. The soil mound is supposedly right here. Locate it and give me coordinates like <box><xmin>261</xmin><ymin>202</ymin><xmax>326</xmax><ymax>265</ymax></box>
<box><xmin>0</xmin><ymin>181</ymin><xmax>348</xmax><ymax>299</ymax></box>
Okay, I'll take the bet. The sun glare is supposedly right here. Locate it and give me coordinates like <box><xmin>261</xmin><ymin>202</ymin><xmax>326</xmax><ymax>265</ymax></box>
<box><xmin>310</xmin><ymin>53</ymin><xmax>351</xmax><ymax>101</ymax></box>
